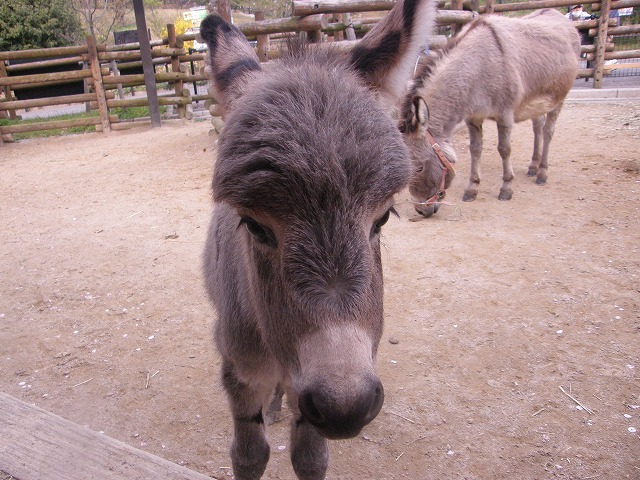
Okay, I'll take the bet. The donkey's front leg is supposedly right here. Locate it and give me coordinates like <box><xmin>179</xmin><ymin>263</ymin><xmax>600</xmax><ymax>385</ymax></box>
<box><xmin>463</xmin><ymin>118</ymin><xmax>483</xmax><ymax>202</ymax></box>
<box><xmin>496</xmin><ymin>122</ymin><xmax>515</xmax><ymax>200</ymax></box>
<box><xmin>527</xmin><ymin>115</ymin><xmax>545</xmax><ymax>177</ymax></box>
<box><xmin>287</xmin><ymin>388</ymin><xmax>329</xmax><ymax>480</ymax></box>
<box><xmin>536</xmin><ymin>104</ymin><xmax>563</xmax><ymax>185</ymax></box>
<box><xmin>222</xmin><ymin>359</ymin><xmax>271</xmax><ymax>480</ymax></box>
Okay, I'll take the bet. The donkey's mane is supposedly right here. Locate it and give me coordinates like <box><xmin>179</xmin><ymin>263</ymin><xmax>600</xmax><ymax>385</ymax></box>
<box><xmin>398</xmin><ymin>17</ymin><xmax>503</xmax><ymax>134</ymax></box>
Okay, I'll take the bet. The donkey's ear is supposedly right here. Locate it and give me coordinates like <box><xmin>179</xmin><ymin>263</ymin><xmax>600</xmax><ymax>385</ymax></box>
<box><xmin>200</xmin><ymin>14</ymin><xmax>262</xmax><ymax>116</ymax></box>
<box><xmin>414</xmin><ymin>96</ymin><xmax>429</xmax><ymax>136</ymax></box>
<box><xmin>349</xmin><ymin>0</ymin><xmax>437</xmax><ymax>109</ymax></box>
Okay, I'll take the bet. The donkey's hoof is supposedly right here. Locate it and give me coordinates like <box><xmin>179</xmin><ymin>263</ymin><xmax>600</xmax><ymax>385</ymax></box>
<box><xmin>527</xmin><ymin>166</ymin><xmax>538</xmax><ymax>177</ymax></box>
<box><xmin>536</xmin><ymin>176</ymin><xmax>547</xmax><ymax>185</ymax></box>
<box><xmin>498</xmin><ymin>189</ymin><xmax>513</xmax><ymax>201</ymax></box>
<box><xmin>462</xmin><ymin>191</ymin><xmax>477</xmax><ymax>202</ymax></box>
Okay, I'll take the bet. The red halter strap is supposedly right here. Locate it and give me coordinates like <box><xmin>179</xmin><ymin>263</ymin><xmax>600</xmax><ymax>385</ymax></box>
<box><xmin>420</xmin><ymin>129</ymin><xmax>456</xmax><ymax>206</ymax></box>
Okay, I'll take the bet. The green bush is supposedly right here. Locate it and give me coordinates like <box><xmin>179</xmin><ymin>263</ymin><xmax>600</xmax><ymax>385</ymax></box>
<box><xmin>0</xmin><ymin>0</ymin><xmax>83</xmax><ymax>51</ymax></box>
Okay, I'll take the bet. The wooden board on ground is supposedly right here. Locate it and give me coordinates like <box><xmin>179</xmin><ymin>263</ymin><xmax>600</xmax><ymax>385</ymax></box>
<box><xmin>0</xmin><ymin>392</ymin><xmax>212</xmax><ymax>480</ymax></box>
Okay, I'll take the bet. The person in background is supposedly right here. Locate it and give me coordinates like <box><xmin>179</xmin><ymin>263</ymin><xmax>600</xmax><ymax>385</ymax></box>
<box><xmin>566</xmin><ymin>4</ymin><xmax>593</xmax><ymax>50</ymax></box>
<box><xmin>566</xmin><ymin>4</ymin><xmax>593</xmax><ymax>22</ymax></box>
<box><xmin>566</xmin><ymin>4</ymin><xmax>617</xmax><ymax>68</ymax></box>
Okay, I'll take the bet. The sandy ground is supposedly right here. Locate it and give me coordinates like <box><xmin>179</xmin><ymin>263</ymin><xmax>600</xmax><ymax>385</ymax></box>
<box><xmin>0</xmin><ymin>101</ymin><xmax>639</xmax><ymax>479</ymax></box>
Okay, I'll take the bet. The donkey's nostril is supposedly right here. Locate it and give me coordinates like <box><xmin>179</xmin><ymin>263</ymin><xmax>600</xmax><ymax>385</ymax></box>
<box><xmin>363</xmin><ymin>381</ymin><xmax>384</xmax><ymax>425</ymax></box>
<box><xmin>299</xmin><ymin>391</ymin><xmax>326</xmax><ymax>428</ymax></box>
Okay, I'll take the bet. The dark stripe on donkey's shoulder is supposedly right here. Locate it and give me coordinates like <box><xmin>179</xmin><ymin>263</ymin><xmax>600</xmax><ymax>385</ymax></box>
<box><xmin>350</xmin><ymin>31</ymin><xmax>402</xmax><ymax>76</ymax></box>
<box><xmin>402</xmin><ymin>0</ymin><xmax>421</xmax><ymax>31</ymax></box>
<box><xmin>215</xmin><ymin>58</ymin><xmax>261</xmax><ymax>93</ymax></box>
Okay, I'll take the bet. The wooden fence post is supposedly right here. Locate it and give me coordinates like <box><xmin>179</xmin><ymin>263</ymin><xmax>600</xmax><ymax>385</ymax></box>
<box><xmin>133</xmin><ymin>0</ymin><xmax>161</xmax><ymax>127</ymax></box>
<box><xmin>167</xmin><ymin>24</ymin><xmax>186</xmax><ymax>118</ymax></box>
<box><xmin>110</xmin><ymin>60</ymin><xmax>126</xmax><ymax>100</ymax></box>
<box><xmin>82</xmin><ymin>61</ymin><xmax>92</xmax><ymax>113</ymax></box>
<box><xmin>86</xmin><ymin>35</ymin><xmax>111</xmax><ymax>133</ymax></box>
<box><xmin>255</xmin><ymin>11</ymin><xmax>270</xmax><ymax>62</ymax></box>
<box><xmin>450</xmin><ymin>0</ymin><xmax>464</xmax><ymax>35</ymax></box>
<box><xmin>484</xmin><ymin>0</ymin><xmax>495</xmax><ymax>14</ymax></box>
<box><xmin>593</xmin><ymin>0</ymin><xmax>612</xmax><ymax>88</ymax></box>
<box><xmin>343</xmin><ymin>13</ymin><xmax>357</xmax><ymax>41</ymax></box>
<box><xmin>0</xmin><ymin>61</ymin><xmax>18</xmax><ymax>120</ymax></box>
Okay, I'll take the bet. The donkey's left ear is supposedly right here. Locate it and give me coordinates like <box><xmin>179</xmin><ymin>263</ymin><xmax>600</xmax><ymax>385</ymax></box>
<box><xmin>349</xmin><ymin>0</ymin><xmax>437</xmax><ymax>110</ymax></box>
<box><xmin>414</xmin><ymin>96</ymin><xmax>429</xmax><ymax>137</ymax></box>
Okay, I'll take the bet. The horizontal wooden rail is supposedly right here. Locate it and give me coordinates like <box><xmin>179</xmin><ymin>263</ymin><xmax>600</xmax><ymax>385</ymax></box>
<box><xmin>578</xmin><ymin>62</ymin><xmax>639</xmax><ymax>77</ymax></box>
<box><xmin>591</xmin><ymin>0</ymin><xmax>640</xmax><ymax>11</ymax></box>
<box><xmin>99</xmin><ymin>48</ymin><xmax>187</xmax><ymax>62</ymax></box>
<box><xmin>0</xmin><ymin>69</ymin><xmax>93</xmax><ymax>87</ymax></box>
<box><xmin>575</xmin><ymin>18</ymin><xmax>617</xmax><ymax>31</ymax></box>
<box><xmin>0</xmin><ymin>115</ymin><xmax>119</xmax><ymax>134</ymax></box>
<box><xmin>103</xmin><ymin>39</ymin><xmax>166</xmax><ymax>52</ymax></box>
<box><xmin>96</xmin><ymin>96</ymin><xmax>192</xmax><ymax>109</ymax></box>
<box><xmin>586</xmin><ymin>48</ymin><xmax>640</xmax><ymax>60</ymax></box>
<box><xmin>237</xmin><ymin>14</ymin><xmax>330</xmax><ymax>35</ymax></box>
<box><xmin>480</xmin><ymin>0</ymin><xmax>589</xmax><ymax>13</ymax></box>
<box><xmin>0</xmin><ymin>45</ymin><xmax>88</xmax><ymax>61</ymax></box>
<box><xmin>99</xmin><ymin>71</ymin><xmax>208</xmax><ymax>86</ymax></box>
<box><xmin>606</xmin><ymin>24</ymin><xmax>640</xmax><ymax>35</ymax></box>
<box><xmin>293</xmin><ymin>0</ymin><xmax>395</xmax><ymax>15</ymax></box>
<box><xmin>0</xmin><ymin>93</ymin><xmax>99</xmax><ymax>111</ymax></box>
<box><xmin>6</xmin><ymin>56</ymin><xmax>87</xmax><ymax>72</ymax></box>
<box><xmin>435</xmin><ymin>10</ymin><xmax>478</xmax><ymax>24</ymax></box>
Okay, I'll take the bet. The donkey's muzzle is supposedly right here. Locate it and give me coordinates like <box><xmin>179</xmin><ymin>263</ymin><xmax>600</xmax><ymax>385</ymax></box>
<box><xmin>298</xmin><ymin>379</ymin><xmax>384</xmax><ymax>440</ymax></box>
<box><xmin>415</xmin><ymin>203</ymin><xmax>439</xmax><ymax>217</ymax></box>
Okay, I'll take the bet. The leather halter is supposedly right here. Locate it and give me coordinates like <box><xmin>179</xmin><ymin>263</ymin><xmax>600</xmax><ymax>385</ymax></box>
<box><xmin>421</xmin><ymin>129</ymin><xmax>456</xmax><ymax>207</ymax></box>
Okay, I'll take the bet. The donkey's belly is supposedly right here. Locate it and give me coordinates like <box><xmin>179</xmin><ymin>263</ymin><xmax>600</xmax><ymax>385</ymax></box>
<box><xmin>514</xmin><ymin>95</ymin><xmax>559</xmax><ymax>123</ymax></box>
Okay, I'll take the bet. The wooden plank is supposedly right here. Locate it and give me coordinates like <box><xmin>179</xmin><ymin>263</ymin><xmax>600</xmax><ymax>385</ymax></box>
<box><xmin>238</xmin><ymin>14</ymin><xmax>330</xmax><ymax>36</ymax></box>
<box><xmin>0</xmin><ymin>115</ymin><xmax>119</xmax><ymax>134</ymax></box>
<box><xmin>5</xmin><ymin>55</ymin><xmax>86</xmax><ymax>73</ymax></box>
<box><xmin>0</xmin><ymin>93</ymin><xmax>100</xmax><ymax>111</ymax></box>
<box><xmin>86</xmin><ymin>35</ymin><xmax>111</xmax><ymax>133</ymax></box>
<box><xmin>0</xmin><ymin>69</ymin><xmax>93</xmax><ymax>87</ymax></box>
<box><xmin>292</xmin><ymin>0</ymin><xmax>395</xmax><ymax>15</ymax></box>
<box><xmin>0</xmin><ymin>392</ymin><xmax>213</xmax><ymax>480</ymax></box>
<box><xmin>592</xmin><ymin>0</ymin><xmax>640</xmax><ymax>12</ymax></box>
<box><xmin>0</xmin><ymin>46</ymin><xmax>88</xmax><ymax>61</ymax></box>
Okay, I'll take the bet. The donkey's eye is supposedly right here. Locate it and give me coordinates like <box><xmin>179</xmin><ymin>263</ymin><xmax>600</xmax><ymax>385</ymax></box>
<box><xmin>371</xmin><ymin>207</ymin><xmax>397</xmax><ymax>237</ymax></box>
<box><xmin>239</xmin><ymin>216</ymin><xmax>277</xmax><ymax>247</ymax></box>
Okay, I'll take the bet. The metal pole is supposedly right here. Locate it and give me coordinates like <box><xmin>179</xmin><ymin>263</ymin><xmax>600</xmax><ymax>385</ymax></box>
<box><xmin>133</xmin><ymin>0</ymin><xmax>161</xmax><ymax>127</ymax></box>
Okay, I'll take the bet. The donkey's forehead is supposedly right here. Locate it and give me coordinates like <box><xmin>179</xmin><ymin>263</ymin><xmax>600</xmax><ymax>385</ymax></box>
<box><xmin>213</xmin><ymin>60</ymin><xmax>411</xmax><ymax>215</ymax></box>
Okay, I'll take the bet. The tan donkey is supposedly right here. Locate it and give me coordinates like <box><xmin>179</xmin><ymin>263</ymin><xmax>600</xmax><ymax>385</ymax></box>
<box><xmin>400</xmin><ymin>9</ymin><xmax>581</xmax><ymax>217</ymax></box>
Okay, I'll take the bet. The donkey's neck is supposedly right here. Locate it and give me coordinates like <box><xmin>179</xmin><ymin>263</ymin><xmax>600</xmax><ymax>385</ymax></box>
<box><xmin>422</xmin><ymin>80</ymin><xmax>471</xmax><ymax>139</ymax></box>
<box><xmin>420</xmin><ymin>56</ymin><xmax>483</xmax><ymax>140</ymax></box>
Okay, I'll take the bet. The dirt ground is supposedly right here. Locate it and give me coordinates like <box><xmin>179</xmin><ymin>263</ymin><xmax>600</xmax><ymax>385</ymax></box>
<box><xmin>1</xmin><ymin>101</ymin><xmax>639</xmax><ymax>479</ymax></box>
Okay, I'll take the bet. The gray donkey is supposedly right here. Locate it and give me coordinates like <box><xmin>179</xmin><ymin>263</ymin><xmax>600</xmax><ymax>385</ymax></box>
<box><xmin>200</xmin><ymin>1</ymin><xmax>437</xmax><ymax>478</ymax></box>
<box><xmin>400</xmin><ymin>9</ymin><xmax>581</xmax><ymax>217</ymax></box>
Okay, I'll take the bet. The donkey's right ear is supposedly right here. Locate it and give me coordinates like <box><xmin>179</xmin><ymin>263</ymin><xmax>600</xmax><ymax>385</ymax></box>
<box><xmin>200</xmin><ymin>14</ymin><xmax>262</xmax><ymax>116</ymax></box>
<box><xmin>349</xmin><ymin>0</ymin><xmax>437</xmax><ymax>110</ymax></box>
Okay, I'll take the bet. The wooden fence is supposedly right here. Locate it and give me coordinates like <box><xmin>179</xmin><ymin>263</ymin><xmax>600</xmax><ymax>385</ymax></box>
<box><xmin>1</xmin><ymin>0</ymin><xmax>638</xmax><ymax>142</ymax></box>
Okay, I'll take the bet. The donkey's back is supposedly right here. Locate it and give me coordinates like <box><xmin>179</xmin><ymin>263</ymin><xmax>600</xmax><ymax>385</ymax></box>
<box><xmin>439</xmin><ymin>9</ymin><xmax>580</xmax><ymax>122</ymax></box>
<box><xmin>486</xmin><ymin>9</ymin><xmax>581</xmax><ymax>121</ymax></box>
